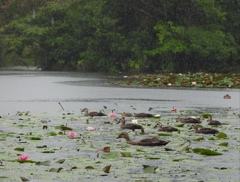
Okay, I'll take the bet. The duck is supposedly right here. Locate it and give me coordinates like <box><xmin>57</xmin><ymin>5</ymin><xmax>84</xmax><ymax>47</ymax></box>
<box><xmin>207</xmin><ymin>116</ymin><xmax>222</xmax><ymax>126</ymax></box>
<box><xmin>190</xmin><ymin>124</ymin><xmax>219</xmax><ymax>134</ymax></box>
<box><xmin>176</xmin><ymin>117</ymin><xmax>201</xmax><ymax>123</ymax></box>
<box><xmin>223</xmin><ymin>94</ymin><xmax>231</xmax><ymax>99</ymax></box>
<box><xmin>81</xmin><ymin>108</ymin><xmax>106</xmax><ymax>117</ymax></box>
<box><xmin>154</xmin><ymin>122</ymin><xmax>178</xmax><ymax>132</ymax></box>
<box><xmin>134</xmin><ymin>112</ymin><xmax>153</xmax><ymax>118</ymax></box>
<box><xmin>117</xmin><ymin>118</ymin><xmax>144</xmax><ymax>133</ymax></box>
<box><xmin>116</xmin><ymin>132</ymin><xmax>169</xmax><ymax>146</ymax></box>
<box><xmin>121</xmin><ymin>112</ymin><xmax>134</xmax><ymax>117</ymax></box>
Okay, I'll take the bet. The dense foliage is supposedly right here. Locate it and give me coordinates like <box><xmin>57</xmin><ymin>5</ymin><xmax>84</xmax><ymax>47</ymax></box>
<box><xmin>0</xmin><ymin>0</ymin><xmax>239</xmax><ymax>72</ymax></box>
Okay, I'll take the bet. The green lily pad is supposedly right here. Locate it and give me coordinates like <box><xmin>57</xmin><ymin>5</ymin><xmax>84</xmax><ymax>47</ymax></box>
<box><xmin>17</xmin><ymin>160</ymin><xmax>36</xmax><ymax>164</ymax></box>
<box><xmin>193</xmin><ymin>148</ymin><xmax>222</xmax><ymax>156</ymax></box>
<box><xmin>216</xmin><ymin>132</ymin><xmax>227</xmax><ymax>139</ymax></box>
<box><xmin>103</xmin><ymin>165</ymin><xmax>111</xmax><ymax>173</ymax></box>
<box><xmin>218</xmin><ymin>142</ymin><xmax>228</xmax><ymax>147</ymax></box>
<box><xmin>143</xmin><ymin>165</ymin><xmax>158</xmax><ymax>173</ymax></box>
<box><xmin>120</xmin><ymin>152</ymin><xmax>132</xmax><ymax>157</ymax></box>
<box><xmin>158</xmin><ymin>133</ymin><xmax>172</xmax><ymax>136</ymax></box>
<box><xmin>85</xmin><ymin>166</ymin><xmax>95</xmax><ymax>170</ymax></box>
<box><xmin>14</xmin><ymin>147</ymin><xmax>24</xmax><ymax>151</ymax></box>
<box><xmin>49</xmin><ymin>167</ymin><xmax>63</xmax><ymax>173</ymax></box>
<box><xmin>56</xmin><ymin>159</ymin><xmax>65</xmax><ymax>164</ymax></box>
<box><xmin>35</xmin><ymin>161</ymin><xmax>51</xmax><ymax>166</ymax></box>
<box><xmin>101</xmin><ymin>152</ymin><xmax>119</xmax><ymax>159</ymax></box>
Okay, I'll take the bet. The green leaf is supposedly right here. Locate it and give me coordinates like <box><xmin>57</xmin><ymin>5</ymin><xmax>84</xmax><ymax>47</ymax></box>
<box><xmin>103</xmin><ymin>165</ymin><xmax>111</xmax><ymax>173</ymax></box>
<box><xmin>158</xmin><ymin>133</ymin><xmax>172</xmax><ymax>136</ymax></box>
<box><xmin>14</xmin><ymin>147</ymin><xmax>24</xmax><ymax>151</ymax></box>
<box><xmin>49</xmin><ymin>168</ymin><xmax>63</xmax><ymax>173</ymax></box>
<box><xmin>35</xmin><ymin>161</ymin><xmax>51</xmax><ymax>166</ymax></box>
<box><xmin>56</xmin><ymin>159</ymin><xmax>65</xmax><ymax>164</ymax></box>
<box><xmin>120</xmin><ymin>152</ymin><xmax>132</xmax><ymax>157</ymax></box>
<box><xmin>85</xmin><ymin>166</ymin><xmax>94</xmax><ymax>170</ymax></box>
<box><xmin>218</xmin><ymin>142</ymin><xmax>228</xmax><ymax>147</ymax></box>
<box><xmin>143</xmin><ymin>165</ymin><xmax>158</xmax><ymax>173</ymax></box>
<box><xmin>193</xmin><ymin>148</ymin><xmax>222</xmax><ymax>156</ymax></box>
<box><xmin>216</xmin><ymin>132</ymin><xmax>227</xmax><ymax>139</ymax></box>
<box><xmin>17</xmin><ymin>160</ymin><xmax>36</xmax><ymax>164</ymax></box>
<box><xmin>101</xmin><ymin>152</ymin><xmax>118</xmax><ymax>159</ymax></box>
<box><xmin>28</xmin><ymin>137</ymin><xmax>41</xmax><ymax>140</ymax></box>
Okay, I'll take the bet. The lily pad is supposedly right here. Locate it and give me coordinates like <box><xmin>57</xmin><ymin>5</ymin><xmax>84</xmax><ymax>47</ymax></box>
<box><xmin>103</xmin><ymin>165</ymin><xmax>111</xmax><ymax>173</ymax></box>
<box><xmin>216</xmin><ymin>132</ymin><xmax>227</xmax><ymax>139</ymax></box>
<box><xmin>120</xmin><ymin>152</ymin><xmax>132</xmax><ymax>157</ymax></box>
<box><xmin>101</xmin><ymin>152</ymin><xmax>119</xmax><ymax>159</ymax></box>
<box><xmin>193</xmin><ymin>148</ymin><xmax>222</xmax><ymax>156</ymax></box>
<box><xmin>143</xmin><ymin>165</ymin><xmax>158</xmax><ymax>173</ymax></box>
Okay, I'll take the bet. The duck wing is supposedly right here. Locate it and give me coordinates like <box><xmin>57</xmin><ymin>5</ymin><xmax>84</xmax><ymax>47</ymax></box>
<box><xmin>199</xmin><ymin>128</ymin><xmax>219</xmax><ymax>134</ymax></box>
<box><xmin>159</xmin><ymin>126</ymin><xmax>178</xmax><ymax>132</ymax></box>
<box><xmin>135</xmin><ymin>113</ymin><xmax>153</xmax><ymax>118</ymax></box>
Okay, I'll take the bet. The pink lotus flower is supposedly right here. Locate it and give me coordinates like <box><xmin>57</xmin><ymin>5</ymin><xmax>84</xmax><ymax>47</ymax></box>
<box><xmin>109</xmin><ymin>112</ymin><xmax>116</xmax><ymax>119</ymax></box>
<box><xmin>86</xmin><ymin>126</ymin><xmax>95</xmax><ymax>131</ymax></box>
<box><xmin>171</xmin><ymin>107</ymin><xmax>177</xmax><ymax>112</ymax></box>
<box><xmin>18</xmin><ymin>154</ymin><xmax>30</xmax><ymax>161</ymax></box>
<box><xmin>192</xmin><ymin>81</ymin><xmax>197</xmax><ymax>86</ymax></box>
<box><xmin>68</xmin><ymin>131</ymin><xmax>76</xmax><ymax>139</ymax></box>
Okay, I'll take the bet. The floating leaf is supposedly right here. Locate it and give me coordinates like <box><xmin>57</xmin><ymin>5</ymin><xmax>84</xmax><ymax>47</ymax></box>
<box><xmin>193</xmin><ymin>148</ymin><xmax>222</xmax><ymax>156</ymax></box>
<box><xmin>164</xmin><ymin>148</ymin><xmax>174</xmax><ymax>151</ymax></box>
<box><xmin>49</xmin><ymin>167</ymin><xmax>63</xmax><ymax>173</ymax></box>
<box><xmin>158</xmin><ymin>133</ymin><xmax>172</xmax><ymax>136</ymax></box>
<box><xmin>216</xmin><ymin>132</ymin><xmax>227</xmax><ymax>139</ymax></box>
<box><xmin>101</xmin><ymin>152</ymin><xmax>118</xmax><ymax>159</ymax></box>
<box><xmin>143</xmin><ymin>165</ymin><xmax>158</xmax><ymax>173</ymax></box>
<box><xmin>146</xmin><ymin>157</ymin><xmax>161</xmax><ymax>160</ymax></box>
<box><xmin>17</xmin><ymin>160</ymin><xmax>36</xmax><ymax>164</ymax></box>
<box><xmin>56</xmin><ymin>159</ymin><xmax>65</xmax><ymax>164</ymax></box>
<box><xmin>14</xmin><ymin>147</ymin><xmax>24</xmax><ymax>151</ymax></box>
<box><xmin>85</xmin><ymin>166</ymin><xmax>94</xmax><ymax>170</ymax></box>
<box><xmin>120</xmin><ymin>152</ymin><xmax>132</xmax><ymax>157</ymax></box>
<box><xmin>202</xmin><ymin>113</ymin><xmax>212</xmax><ymax>119</ymax></box>
<box><xmin>103</xmin><ymin>165</ymin><xmax>111</xmax><ymax>173</ymax></box>
<box><xmin>29</xmin><ymin>137</ymin><xmax>41</xmax><ymax>140</ymax></box>
<box><xmin>193</xmin><ymin>137</ymin><xmax>204</xmax><ymax>141</ymax></box>
<box><xmin>218</xmin><ymin>142</ymin><xmax>228</xmax><ymax>147</ymax></box>
<box><xmin>102</xmin><ymin>146</ymin><xmax>110</xmax><ymax>153</ymax></box>
<box><xmin>20</xmin><ymin>176</ymin><xmax>29</xmax><ymax>181</ymax></box>
<box><xmin>48</xmin><ymin>132</ymin><xmax>57</xmax><ymax>136</ymax></box>
<box><xmin>176</xmin><ymin>124</ymin><xmax>184</xmax><ymax>127</ymax></box>
<box><xmin>42</xmin><ymin>151</ymin><xmax>55</xmax><ymax>153</ymax></box>
<box><xmin>36</xmin><ymin>145</ymin><xmax>47</xmax><ymax>148</ymax></box>
<box><xmin>35</xmin><ymin>161</ymin><xmax>51</xmax><ymax>166</ymax></box>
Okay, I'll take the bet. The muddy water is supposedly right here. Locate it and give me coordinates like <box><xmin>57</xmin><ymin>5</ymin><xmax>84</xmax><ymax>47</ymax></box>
<box><xmin>0</xmin><ymin>70</ymin><xmax>238</xmax><ymax>114</ymax></box>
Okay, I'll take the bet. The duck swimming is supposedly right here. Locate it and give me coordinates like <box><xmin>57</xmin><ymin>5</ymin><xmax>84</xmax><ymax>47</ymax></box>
<box><xmin>117</xmin><ymin>118</ymin><xmax>144</xmax><ymax>133</ymax></box>
<box><xmin>134</xmin><ymin>112</ymin><xmax>153</xmax><ymax>118</ymax></box>
<box><xmin>207</xmin><ymin>116</ymin><xmax>222</xmax><ymax>126</ymax></box>
<box><xmin>154</xmin><ymin>122</ymin><xmax>178</xmax><ymax>132</ymax></box>
<box><xmin>81</xmin><ymin>108</ymin><xmax>106</xmax><ymax>117</ymax></box>
<box><xmin>116</xmin><ymin>132</ymin><xmax>169</xmax><ymax>146</ymax></box>
<box><xmin>176</xmin><ymin>117</ymin><xmax>201</xmax><ymax>123</ymax></box>
<box><xmin>190</xmin><ymin>124</ymin><xmax>219</xmax><ymax>134</ymax></box>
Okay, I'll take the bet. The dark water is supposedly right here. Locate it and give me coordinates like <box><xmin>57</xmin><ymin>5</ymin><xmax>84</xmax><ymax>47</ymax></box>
<box><xmin>0</xmin><ymin>70</ymin><xmax>239</xmax><ymax>114</ymax></box>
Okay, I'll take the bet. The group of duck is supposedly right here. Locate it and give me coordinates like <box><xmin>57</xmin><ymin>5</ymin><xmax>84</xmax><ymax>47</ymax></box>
<box><xmin>81</xmin><ymin>108</ymin><xmax>222</xmax><ymax>147</ymax></box>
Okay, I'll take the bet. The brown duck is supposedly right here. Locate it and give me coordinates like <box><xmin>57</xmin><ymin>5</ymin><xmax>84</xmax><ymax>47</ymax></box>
<box><xmin>134</xmin><ymin>112</ymin><xmax>153</xmax><ymax>118</ymax></box>
<box><xmin>190</xmin><ymin>124</ymin><xmax>219</xmax><ymax>134</ymax></box>
<box><xmin>176</xmin><ymin>117</ymin><xmax>201</xmax><ymax>123</ymax></box>
<box><xmin>207</xmin><ymin>116</ymin><xmax>222</xmax><ymax>126</ymax></box>
<box><xmin>117</xmin><ymin>118</ymin><xmax>144</xmax><ymax>133</ymax></box>
<box><xmin>81</xmin><ymin>108</ymin><xmax>106</xmax><ymax>117</ymax></box>
<box><xmin>121</xmin><ymin>112</ymin><xmax>134</xmax><ymax>117</ymax></box>
<box><xmin>154</xmin><ymin>122</ymin><xmax>178</xmax><ymax>132</ymax></box>
<box><xmin>116</xmin><ymin>132</ymin><xmax>169</xmax><ymax>146</ymax></box>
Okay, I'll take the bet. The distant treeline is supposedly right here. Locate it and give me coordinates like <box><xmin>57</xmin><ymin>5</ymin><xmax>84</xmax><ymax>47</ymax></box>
<box><xmin>0</xmin><ymin>0</ymin><xmax>239</xmax><ymax>72</ymax></box>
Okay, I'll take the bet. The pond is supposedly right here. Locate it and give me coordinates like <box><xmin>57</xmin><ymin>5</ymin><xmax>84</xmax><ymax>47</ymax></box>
<box><xmin>0</xmin><ymin>70</ymin><xmax>239</xmax><ymax>181</ymax></box>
